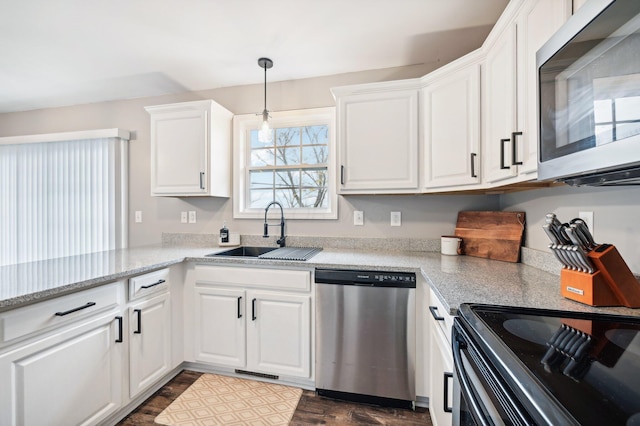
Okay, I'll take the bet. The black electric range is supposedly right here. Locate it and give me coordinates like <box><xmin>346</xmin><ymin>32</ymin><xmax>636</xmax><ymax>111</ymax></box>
<box><xmin>453</xmin><ymin>304</ymin><xmax>640</xmax><ymax>426</ymax></box>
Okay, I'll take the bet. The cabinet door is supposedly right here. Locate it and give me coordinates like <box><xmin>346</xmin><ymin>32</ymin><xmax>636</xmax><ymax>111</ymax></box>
<box><xmin>129</xmin><ymin>292</ymin><xmax>171</xmax><ymax>399</ymax></box>
<box><xmin>194</xmin><ymin>287</ymin><xmax>246</xmax><ymax>367</ymax></box>
<box><xmin>516</xmin><ymin>0</ymin><xmax>572</xmax><ymax>175</ymax></box>
<box><xmin>423</xmin><ymin>63</ymin><xmax>481</xmax><ymax>189</ymax></box>
<box><xmin>246</xmin><ymin>291</ymin><xmax>311</xmax><ymax>378</ymax></box>
<box><xmin>337</xmin><ymin>89</ymin><xmax>419</xmax><ymax>193</ymax></box>
<box><xmin>0</xmin><ymin>313</ymin><xmax>123</xmax><ymax>426</ymax></box>
<box><xmin>428</xmin><ymin>318</ymin><xmax>454</xmax><ymax>426</ymax></box>
<box><xmin>483</xmin><ymin>23</ymin><xmax>518</xmax><ymax>184</ymax></box>
<box><xmin>150</xmin><ymin>107</ymin><xmax>208</xmax><ymax>195</ymax></box>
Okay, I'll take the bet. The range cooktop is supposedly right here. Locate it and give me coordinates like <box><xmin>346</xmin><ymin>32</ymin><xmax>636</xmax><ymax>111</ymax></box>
<box><xmin>460</xmin><ymin>304</ymin><xmax>640</xmax><ymax>425</ymax></box>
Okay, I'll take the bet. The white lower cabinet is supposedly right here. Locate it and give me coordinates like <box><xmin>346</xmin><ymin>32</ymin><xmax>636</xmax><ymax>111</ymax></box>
<box><xmin>192</xmin><ymin>264</ymin><xmax>312</xmax><ymax>380</ymax></box>
<box><xmin>128</xmin><ymin>291</ymin><xmax>172</xmax><ymax>399</ymax></box>
<box><xmin>246</xmin><ymin>291</ymin><xmax>310</xmax><ymax>378</ymax></box>
<box><xmin>194</xmin><ymin>287</ymin><xmax>246</xmax><ymax>366</ymax></box>
<box><xmin>428</xmin><ymin>288</ymin><xmax>454</xmax><ymax>426</ymax></box>
<box><xmin>0</xmin><ymin>311</ymin><xmax>124</xmax><ymax>426</ymax></box>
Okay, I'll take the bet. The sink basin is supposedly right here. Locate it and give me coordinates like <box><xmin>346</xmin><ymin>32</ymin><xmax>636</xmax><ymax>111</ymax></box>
<box><xmin>207</xmin><ymin>246</ymin><xmax>278</xmax><ymax>258</ymax></box>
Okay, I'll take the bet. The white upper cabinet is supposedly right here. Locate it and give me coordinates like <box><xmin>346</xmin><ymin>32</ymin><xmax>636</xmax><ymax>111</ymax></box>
<box><xmin>483</xmin><ymin>0</ymin><xmax>572</xmax><ymax>184</ymax></box>
<box><xmin>145</xmin><ymin>99</ymin><xmax>232</xmax><ymax>197</ymax></box>
<box><xmin>422</xmin><ymin>56</ymin><xmax>481</xmax><ymax>190</ymax></box>
<box><xmin>332</xmin><ymin>81</ymin><xmax>420</xmax><ymax>194</ymax></box>
<box><xmin>516</xmin><ymin>0</ymin><xmax>573</xmax><ymax>175</ymax></box>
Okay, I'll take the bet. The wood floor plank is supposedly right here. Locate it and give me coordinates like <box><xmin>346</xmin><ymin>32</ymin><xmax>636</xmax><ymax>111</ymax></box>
<box><xmin>118</xmin><ymin>370</ymin><xmax>432</xmax><ymax>425</ymax></box>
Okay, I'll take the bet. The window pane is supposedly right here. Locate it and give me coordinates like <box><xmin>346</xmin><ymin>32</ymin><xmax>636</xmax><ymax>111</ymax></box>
<box><xmin>301</xmin><ymin>188</ymin><xmax>328</xmax><ymax>208</ymax></box>
<box><xmin>275</xmin><ymin>147</ymin><xmax>300</xmax><ymax>166</ymax></box>
<box><xmin>301</xmin><ymin>168</ymin><xmax>327</xmax><ymax>187</ymax></box>
<box><xmin>595</xmin><ymin>124</ymin><xmax>613</xmax><ymax>146</ymax></box>
<box><xmin>615</xmin><ymin>96</ymin><xmax>640</xmax><ymax>121</ymax></box>
<box><xmin>302</xmin><ymin>146</ymin><xmax>327</xmax><ymax>165</ymax></box>
<box><xmin>616</xmin><ymin>122</ymin><xmax>640</xmax><ymax>140</ymax></box>
<box><xmin>276</xmin><ymin>127</ymin><xmax>300</xmax><ymax>147</ymax></box>
<box><xmin>302</xmin><ymin>125</ymin><xmax>329</xmax><ymax>145</ymax></box>
<box><xmin>250</xmin><ymin>148</ymin><xmax>274</xmax><ymax>166</ymax></box>
<box><xmin>250</xmin><ymin>189</ymin><xmax>274</xmax><ymax>208</ymax></box>
<box><xmin>250</xmin><ymin>170</ymin><xmax>274</xmax><ymax>189</ymax></box>
<box><xmin>275</xmin><ymin>189</ymin><xmax>298</xmax><ymax>208</ymax></box>
<box><xmin>276</xmin><ymin>170</ymin><xmax>300</xmax><ymax>188</ymax></box>
<box><xmin>593</xmin><ymin>99</ymin><xmax>612</xmax><ymax>123</ymax></box>
<box><xmin>250</xmin><ymin>129</ymin><xmax>273</xmax><ymax>148</ymax></box>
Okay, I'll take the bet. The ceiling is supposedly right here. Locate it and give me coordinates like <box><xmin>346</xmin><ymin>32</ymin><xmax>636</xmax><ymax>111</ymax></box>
<box><xmin>0</xmin><ymin>0</ymin><xmax>509</xmax><ymax>114</ymax></box>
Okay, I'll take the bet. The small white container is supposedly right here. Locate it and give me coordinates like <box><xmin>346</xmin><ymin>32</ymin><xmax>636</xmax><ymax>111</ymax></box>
<box><xmin>441</xmin><ymin>236</ymin><xmax>462</xmax><ymax>256</ymax></box>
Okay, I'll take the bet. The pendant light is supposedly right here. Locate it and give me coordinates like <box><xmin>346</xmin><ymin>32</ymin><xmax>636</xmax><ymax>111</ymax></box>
<box><xmin>258</xmin><ymin>57</ymin><xmax>274</xmax><ymax>143</ymax></box>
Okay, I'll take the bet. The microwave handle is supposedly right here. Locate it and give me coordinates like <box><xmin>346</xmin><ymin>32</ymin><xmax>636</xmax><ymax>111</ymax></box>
<box><xmin>512</xmin><ymin>132</ymin><xmax>523</xmax><ymax>166</ymax></box>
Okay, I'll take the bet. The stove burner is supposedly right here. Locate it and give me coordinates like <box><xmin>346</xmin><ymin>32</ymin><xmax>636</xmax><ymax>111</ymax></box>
<box><xmin>605</xmin><ymin>328</ymin><xmax>640</xmax><ymax>357</ymax></box>
<box><xmin>503</xmin><ymin>318</ymin><xmax>559</xmax><ymax>345</ymax></box>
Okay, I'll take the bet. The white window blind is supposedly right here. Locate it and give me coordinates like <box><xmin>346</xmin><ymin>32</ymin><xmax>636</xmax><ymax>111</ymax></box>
<box><xmin>0</xmin><ymin>130</ymin><xmax>128</xmax><ymax>266</ymax></box>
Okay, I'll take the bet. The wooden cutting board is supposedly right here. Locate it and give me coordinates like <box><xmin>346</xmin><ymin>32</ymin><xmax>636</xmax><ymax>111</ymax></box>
<box><xmin>454</xmin><ymin>211</ymin><xmax>526</xmax><ymax>263</ymax></box>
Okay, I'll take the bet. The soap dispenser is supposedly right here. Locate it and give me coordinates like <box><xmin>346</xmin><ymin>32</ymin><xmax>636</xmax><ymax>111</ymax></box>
<box><xmin>220</xmin><ymin>222</ymin><xmax>229</xmax><ymax>243</ymax></box>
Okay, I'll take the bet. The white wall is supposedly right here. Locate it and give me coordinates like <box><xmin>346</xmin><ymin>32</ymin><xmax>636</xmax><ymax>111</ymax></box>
<box><xmin>0</xmin><ymin>64</ymin><xmax>500</xmax><ymax>247</ymax></box>
<box><xmin>501</xmin><ymin>185</ymin><xmax>640</xmax><ymax>273</ymax></box>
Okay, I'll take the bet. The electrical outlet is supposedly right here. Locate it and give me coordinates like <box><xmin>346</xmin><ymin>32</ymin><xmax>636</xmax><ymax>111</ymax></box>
<box><xmin>188</xmin><ymin>211</ymin><xmax>197</xmax><ymax>224</ymax></box>
<box><xmin>391</xmin><ymin>211</ymin><xmax>401</xmax><ymax>227</ymax></box>
<box><xmin>578</xmin><ymin>211</ymin><xmax>594</xmax><ymax>235</ymax></box>
<box><xmin>134</xmin><ymin>211</ymin><xmax>142</xmax><ymax>223</ymax></box>
<box><xmin>353</xmin><ymin>210</ymin><xmax>364</xmax><ymax>226</ymax></box>
<box><xmin>180</xmin><ymin>211</ymin><xmax>188</xmax><ymax>223</ymax></box>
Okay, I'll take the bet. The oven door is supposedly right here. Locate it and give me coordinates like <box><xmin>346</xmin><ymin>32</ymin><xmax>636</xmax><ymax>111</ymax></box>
<box><xmin>452</xmin><ymin>321</ymin><xmax>532</xmax><ymax>426</ymax></box>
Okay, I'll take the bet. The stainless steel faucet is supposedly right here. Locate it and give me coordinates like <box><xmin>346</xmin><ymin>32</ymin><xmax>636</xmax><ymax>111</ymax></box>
<box><xmin>263</xmin><ymin>201</ymin><xmax>286</xmax><ymax>247</ymax></box>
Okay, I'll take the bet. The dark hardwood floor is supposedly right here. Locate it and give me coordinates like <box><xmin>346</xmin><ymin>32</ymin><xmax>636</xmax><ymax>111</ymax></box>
<box><xmin>118</xmin><ymin>370</ymin><xmax>432</xmax><ymax>425</ymax></box>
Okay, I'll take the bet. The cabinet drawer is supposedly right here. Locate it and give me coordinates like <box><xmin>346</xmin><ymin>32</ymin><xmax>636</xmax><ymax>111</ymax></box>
<box><xmin>0</xmin><ymin>282</ymin><xmax>121</xmax><ymax>345</ymax></box>
<box><xmin>129</xmin><ymin>268</ymin><xmax>170</xmax><ymax>301</ymax></box>
<box><xmin>195</xmin><ymin>265</ymin><xmax>311</xmax><ymax>292</ymax></box>
<box><xmin>428</xmin><ymin>288</ymin><xmax>454</xmax><ymax>344</ymax></box>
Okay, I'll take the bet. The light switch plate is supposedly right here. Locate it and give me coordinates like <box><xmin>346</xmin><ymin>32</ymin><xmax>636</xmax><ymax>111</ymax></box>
<box><xmin>391</xmin><ymin>211</ymin><xmax>401</xmax><ymax>227</ymax></box>
<box><xmin>181</xmin><ymin>212</ymin><xmax>188</xmax><ymax>223</ymax></box>
<box><xmin>354</xmin><ymin>211</ymin><xmax>364</xmax><ymax>226</ymax></box>
<box><xmin>188</xmin><ymin>211</ymin><xmax>197</xmax><ymax>224</ymax></box>
<box><xmin>134</xmin><ymin>211</ymin><xmax>142</xmax><ymax>223</ymax></box>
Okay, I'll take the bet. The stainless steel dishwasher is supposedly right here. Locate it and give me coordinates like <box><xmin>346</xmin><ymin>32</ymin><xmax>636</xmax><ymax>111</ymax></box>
<box><xmin>315</xmin><ymin>268</ymin><xmax>416</xmax><ymax>409</ymax></box>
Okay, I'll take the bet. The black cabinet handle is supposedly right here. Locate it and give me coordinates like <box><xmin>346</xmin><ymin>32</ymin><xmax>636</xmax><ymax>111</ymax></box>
<box><xmin>511</xmin><ymin>131</ymin><xmax>523</xmax><ymax>165</ymax></box>
<box><xmin>115</xmin><ymin>316</ymin><xmax>123</xmax><ymax>343</ymax></box>
<box><xmin>500</xmin><ymin>138</ymin><xmax>510</xmax><ymax>170</ymax></box>
<box><xmin>141</xmin><ymin>279</ymin><xmax>165</xmax><ymax>289</ymax></box>
<box><xmin>444</xmin><ymin>372</ymin><xmax>454</xmax><ymax>413</ymax></box>
<box><xmin>470</xmin><ymin>153</ymin><xmax>477</xmax><ymax>178</ymax></box>
<box><xmin>429</xmin><ymin>306</ymin><xmax>445</xmax><ymax>321</ymax></box>
<box><xmin>252</xmin><ymin>298</ymin><xmax>257</xmax><ymax>321</ymax></box>
<box><xmin>55</xmin><ymin>301</ymin><xmax>96</xmax><ymax>316</ymax></box>
<box><xmin>340</xmin><ymin>165</ymin><xmax>345</xmax><ymax>185</ymax></box>
<box><xmin>199</xmin><ymin>172</ymin><xmax>205</xmax><ymax>190</ymax></box>
<box><xmin>134</xmin><ymin>309</ymin><xmax>142</xmax><ymax>334</ymax></box>
<box><xmin>237</xmin><ymin>296</ymin><xmax>243</xmax><ymax>319</ymax></box>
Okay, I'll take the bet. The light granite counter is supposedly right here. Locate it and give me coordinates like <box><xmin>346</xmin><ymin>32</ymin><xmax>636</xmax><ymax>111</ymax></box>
<box><xmin>2</xmin><ymin>245</ymin><xmax>640</xmax><ymax>318</ymax></box>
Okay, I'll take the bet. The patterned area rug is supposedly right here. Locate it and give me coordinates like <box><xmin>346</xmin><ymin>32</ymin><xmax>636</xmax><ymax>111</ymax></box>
<box><xmin>154</xmin><ymin>373</ymin><xmax>303</xmax><ymax>426</ymax></box>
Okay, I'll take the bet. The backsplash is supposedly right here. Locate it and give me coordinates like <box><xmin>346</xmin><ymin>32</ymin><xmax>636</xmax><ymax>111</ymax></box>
<box><xmin>161</xmin><ymin>232</ymin><xmax>560</xmax><ymax>274</ymax></box>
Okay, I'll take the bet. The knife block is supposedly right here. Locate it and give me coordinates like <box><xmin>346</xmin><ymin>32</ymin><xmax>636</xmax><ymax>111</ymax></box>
<box><xmin>560</xmin><ymin>244</ymin><xmax>640</xmax><ymax>308</ymax></box>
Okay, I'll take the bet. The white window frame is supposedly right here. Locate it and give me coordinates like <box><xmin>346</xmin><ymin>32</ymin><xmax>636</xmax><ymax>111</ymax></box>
<box><xmin>233</xmin><ymin>107</ymin><xmax>337</xmax><ymax>219</ymax></box>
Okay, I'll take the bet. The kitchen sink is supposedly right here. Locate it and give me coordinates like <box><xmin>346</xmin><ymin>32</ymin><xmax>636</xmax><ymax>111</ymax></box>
<box><xmin>207</xmin><ymin>246</ymin><xmax>278</xmax><ymax>258</ymax></box>
<box><xmin>206</xmin><ymin>246</ymin><xmax>322</xmax><ymax>261</ymax></box>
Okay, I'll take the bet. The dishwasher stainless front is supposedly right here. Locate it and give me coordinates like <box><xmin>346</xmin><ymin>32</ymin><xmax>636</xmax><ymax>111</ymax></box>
<box><xmin>315</xmin><ymin>268</ymin><xmax>416</xmax><ymax>409</ymax></box>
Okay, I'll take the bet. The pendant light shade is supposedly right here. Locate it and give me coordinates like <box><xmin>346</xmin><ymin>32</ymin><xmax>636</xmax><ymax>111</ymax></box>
<box><xmin>258</xmin><ymin>57</ymin><xmax>273</xmax><ymax>143</ymax></box>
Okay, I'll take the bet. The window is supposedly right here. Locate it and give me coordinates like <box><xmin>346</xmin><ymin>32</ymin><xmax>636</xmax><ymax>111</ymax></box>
<box><xmin>0</xmin><ymin>129</ymin><xmax>129</xmax><ymax>266</ymax></box>
<box><xmin>233</xmin><ymin>108</ymin><xmax>337</xmax><ymax>219</ymax></box>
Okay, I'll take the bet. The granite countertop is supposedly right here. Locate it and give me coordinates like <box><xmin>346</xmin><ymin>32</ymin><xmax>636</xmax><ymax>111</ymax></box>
<box><xmin>2</xmin><ymin>245</ymin><xmax>639</xmax><ymax>318</ymax></box>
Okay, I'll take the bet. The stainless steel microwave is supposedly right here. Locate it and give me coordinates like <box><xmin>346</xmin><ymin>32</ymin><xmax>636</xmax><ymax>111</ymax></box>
<box><xmin>537</xmin><ymin>0</ymin><xmax>640</xmax><ymax>186</ymax></box>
